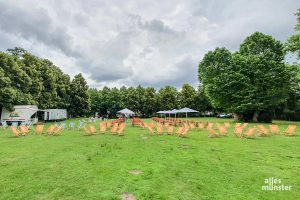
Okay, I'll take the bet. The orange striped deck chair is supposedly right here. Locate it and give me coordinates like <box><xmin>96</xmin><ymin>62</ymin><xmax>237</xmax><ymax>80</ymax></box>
<box><xmin>176</xmin><ymin>127</ymin><xmax>184</xmax><ymax>136</ymax></box>
<box><xmin>179</xmin><ymin>127</ymin><xmax>189</xmax><ymax>137</ymax></box>
<box><xmin>216</xmin><ymin>123</ymin><xmax>224</xmax><ymax>129</ymax></box>
<box><xmin>243</xmin><ymin>127</ymin><xmax>256</xmax><ymax>138</ymax></box>
<box><xmin>47</xmin><ymin>125</ymin><xmax>56</xmax><ymax>135</ymax></box>
<box><xmin>53</xmin><ymin>126</ymin><xmax>63</xmax><ymax>136</ymax></box>
<box><xmin>224</xmin><ymin>122</ymin><xmax>230</xmax><ymax>129</ymax></box>
<box><xmin>35</xmin><ymin>125</ymin><xmax>44</xmax><ymax>135</ymax></box>
<box><xmin>235</xmin><ymin>123</ymin><xmax>242</xmax><ymax>128</ymax></box>
<box><xmin>141</xmin><ymin>121</ymin><xmax>147</xmax><ymax>129</ymax></box>
<box><xmin>149</xmin><ymin>121</ymin><xmax>155</xmax><ymax>128</ymax></box>
<box><xmin>284</xmin><ymin>125</ymin><xmax>296</xmax><ymax>136</ymax></box>
<box><xmin>257</xmin><ymin>125</ymin><xmax>270</xmax><ymax>137</ymax></box>
<box><xmin>183</xmin><ymin>123</ymin><xmax>189</xmax><ymax>129</ymax></box>
<box><xmin>156</xmin><ymin>125</ymin><xmax>163</xmax><ymax>135</ymax></box>
<box><xmin>83</xmin><ymin>125</ymin><xmax>92</xmax><ymax>136</ymax></box>
<box><xmin>206</xmin><ymin>122</ymin><xmax>213</xmax><ymax>130</ymax></box>
<box><xmin>241</xmin><ymin>123</ymin><xmax>248</xmax><ymax>129</ymax></box>
<box><xmin>189</xmin><ymin>122</ymin><xmax>195</xmax><ymax>129</ymax></box>
<box><xmin>20</xmin><ymin>125</ymin><xmax>29</xmax><ymax>136</ymax></box>
<box><xmin>147</xmin><ymin>126</ymin><xmax>155</xmax><ymax>135</ymax></box>
<box><xmin>234</xmin><ymin>126</ymin><xmax>243</xmax><ymax>137</ymax></box>
<box><xmin>197</xmin><ymin>122</ymin><xmax>204</xmax><ymax>129</ymax></box>
<box><xmin>99</xmin><ymin>123</ymin><xmax>106</xmax><ymax>134</ymax></box>
<box><xmin>167</xmin><ymin>126</ymin><xmax>174</xmax><ymax>135</ymax></box>
<box><xmin>89</xmin><ymin>125</ymin><xmax>97</xmax><ymax>134</ymax></box>
<box><xmin>106</xmin><ymin>121</ymin><xmax>112</xmax><ymax>129</ymax></box>
<box><xmin>208</xmin><ymin>128</ymin><xmax>219</xmax><ymax>138</ymax></box>
<box><xmin>143</xmin><ymin>122</ymin><xmax>148</xmax><ymax>128</ymax></box>
<box><xmin>117</xmin><ymin>123</ymin><xmax>126</xmax><ymax>136</ymax></box>
<box><xmin>269</xmin><ymin>124</ymin><xmax>280</xmax><ymax>135</ymax></box>
<box><xmin>218</xmin><ymin>126</ymin><xmax>228</xmax><ymax>136</ymax></box>
<box><xmin>111</xmin><ymin>124</ymin><xmax>118</xmax><ymax>135</ymax></box>
<box><xmin>11</xmin><ymin>126</ymin><xmax>21</xmax><ymax>137</ymax></box>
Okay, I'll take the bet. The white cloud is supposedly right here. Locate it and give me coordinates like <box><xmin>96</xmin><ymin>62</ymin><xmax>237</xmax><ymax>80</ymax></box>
<box><xmin>0</xmin><ymin>0</ymin><xmax>299</xmax><ymax>88</ymax></box>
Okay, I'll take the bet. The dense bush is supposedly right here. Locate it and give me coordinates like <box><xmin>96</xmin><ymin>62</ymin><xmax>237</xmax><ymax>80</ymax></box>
<box><xmin>257</xmin><ymin>111</ymin><xmax>273</xmax><ymax>123</ymax></box>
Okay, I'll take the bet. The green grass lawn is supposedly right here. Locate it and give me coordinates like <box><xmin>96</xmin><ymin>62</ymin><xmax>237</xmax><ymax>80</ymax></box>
<box><xmin>0</xmin><ymin>118</ymin><xmax>299</xmax><ymax>200</ymax></box>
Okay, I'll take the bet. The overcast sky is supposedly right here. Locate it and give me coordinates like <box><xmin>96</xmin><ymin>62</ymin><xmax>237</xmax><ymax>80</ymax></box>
<box><xmin>0</xmin><ymin>0</ymin><xmax>299</xmax><ymax>89</ymax></box>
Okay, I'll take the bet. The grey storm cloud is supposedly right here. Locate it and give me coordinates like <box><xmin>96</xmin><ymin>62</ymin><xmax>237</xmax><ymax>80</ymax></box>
<box><xmin>127</xmin><ymin>56</ymin><xmax>198</xmax><ymax>89</ymax></box>
<box><xmin>0</xmin><ymin>1</ymin><xmax>81</xmax><ymax>58</ymax></box>
<box><xmin>0</xmin><ymin>0</ymin><xmax>299</xmax><ymax>89</ymax></box>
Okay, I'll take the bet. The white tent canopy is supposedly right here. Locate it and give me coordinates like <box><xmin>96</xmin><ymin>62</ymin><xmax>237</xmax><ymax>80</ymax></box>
<box><xmin>177</xmin><ymin>107</ymin><xmax>199</xmax><ymax>120</ymax></box>
<box><xmin>177</xmin><ymin>107</ymin><xmax>199</xmax><ymax>113</ymax></box>
<box><xmin>170</xmin><ymin>109</ymin><xmax>179</xmax><ymax>118</ymax></box>
<box><xmin>170</xmin><ymin>109</ymin><xmax>179</xmax><ymax>113</ymax></box>
<box><xmin>117</xmin><ymin>108</ymin><xmax>135</xmax><ymax>115</ymax></box>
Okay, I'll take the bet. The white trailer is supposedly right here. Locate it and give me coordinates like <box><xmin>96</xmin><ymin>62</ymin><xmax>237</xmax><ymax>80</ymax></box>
<box><xmin>1</xmin><ymin>105</ymin><xmax>40</xmax><ymax>125</ymax></box>
<box><xmin>44</xmin><ymin>109</ymin><xmax>67</xmax><ymax>121</ymax></box>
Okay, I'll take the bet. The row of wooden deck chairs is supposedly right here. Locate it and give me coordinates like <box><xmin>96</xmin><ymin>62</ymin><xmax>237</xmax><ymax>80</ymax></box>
<box><xmin>137</xmin><ymin>119</ymin><xmax>190</xmax><ymax>137</ymax></box>
<box><xmin>112</xmin><ymin>118</ymin><xmax>125</xmax><ymax>125</ymax></box>
<box><xmin>82</xmin><ymin>122</ymin><xmax>126</xmax><ymax>136</ymax></box>
<box><xmin>132</xmin><ymin>117</ymin><xmax>144</xmax><ymax>126</ymax></box>
<box><xmin>10</xmin><ymin>125</ymin><xmax>30</xmax><ymax>137</ymax></box>
<box><xmin>234</xmin><ymin>124</ymin><xmax>297</xmax><ymax>138</ymax></box>
<box><xmin>10</xmin><ymin>124</ymin><xmax>63</xmax><ymax>137</ymax></box>
<box><xmin>34</xmin><ymin>124</ymin><xmax>63</xmax><ymax>136</ymax></box>
<box><xmin>206</xmin><ymin>122</ymin><xmax>231</xmax><ymax>138</ymax></box>
<box><xmin>151</xmin><ymin>117</ymin><xmax>183</xmax><ymax>126</ymax></box>
<box><xmin>205</xmin><ymin>122</ymin><xmax>297</xmax><ymax>138</ymax></box>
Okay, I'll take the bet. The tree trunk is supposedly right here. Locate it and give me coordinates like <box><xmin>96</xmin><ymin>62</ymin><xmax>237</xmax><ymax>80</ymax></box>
<box><xmin>233</xmin><ymin>113</ymin><xmax>239</xmax><ymax>122</ymax></box>
<box><xmin>252</xmin><ymin>111</ymin><xmax>260</xmax><ymax>122</ymax></box>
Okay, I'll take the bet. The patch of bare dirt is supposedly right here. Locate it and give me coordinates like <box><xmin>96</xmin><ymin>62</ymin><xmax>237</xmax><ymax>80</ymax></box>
<box><xmin>121</xmin><ymin>193</ymin><xmax>136</xmax><ymax>200</ymax></box>
<box><xmin>129</xmin><ymin>169</ymin><xmax>143</xmax><ymax>175</ymax></box>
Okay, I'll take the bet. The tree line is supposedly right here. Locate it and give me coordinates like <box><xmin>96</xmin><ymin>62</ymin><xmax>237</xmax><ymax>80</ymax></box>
<box><xmin>88</xmin><ymin>84</ymin><xmax>212</xmax><ymax>118</ymax></box>
<box><xmin>0</xmin><ymin>47</ymin><xmax>90</xmax><ymax>117</ymax></box>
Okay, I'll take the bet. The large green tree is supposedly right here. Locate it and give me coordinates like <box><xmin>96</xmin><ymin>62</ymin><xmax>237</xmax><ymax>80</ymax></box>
<box><xmin>194</xmin><ymin>86</ymin><xmax>213</xmax><ymax>113</ymax></box>
<box><xmin>178</xmin><ymin>83</ymin><xmax>198</xmax><ymax>108</ymax></box>
<box><xmin>287</xmin><ymin>8</ymin><xmax>300</xmax><ymax>59</ymax></box>
<box><xmin>0</xmin><ymin>52</ymin><xmax>35</xmax><ymax>110</ymax></box>
<box><xmin>157</xmin><ymin>86</ymin><xmax>178</xmax><ymax>110</ymax></box>
<box><xmin>0</xmin><ymin>48</ymin><xmax>75</xmax><ymax>114</ymax></box>
<box><xmin>275</xmin><ymin>64</ymin><xmax>300</xmax><ymax>120</ymax></box>
<box><xmin>88</xmin><ymin>88</ymin><xmax>101</xmax><ymax>115</ymax></box>
<box><xmin>199</xmin><ymin>32</ymin><xmax>291</xmax><ymax>122</ymax></box>
<box><xmin>143</xmin><ymin>87</ymin><xmax>157</xmax><ymax>117</ymax></box>
<box><xmin>69</xmin><ymin>73</ymin><xmax>90</xmax><ymax>117</ymax></box>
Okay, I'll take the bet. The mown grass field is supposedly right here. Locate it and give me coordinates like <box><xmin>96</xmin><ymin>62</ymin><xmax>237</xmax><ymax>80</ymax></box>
<box><xmin>0</xmin><ymin>118</ymin><xmax>299</xmax><ymax>200</ymax></box>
